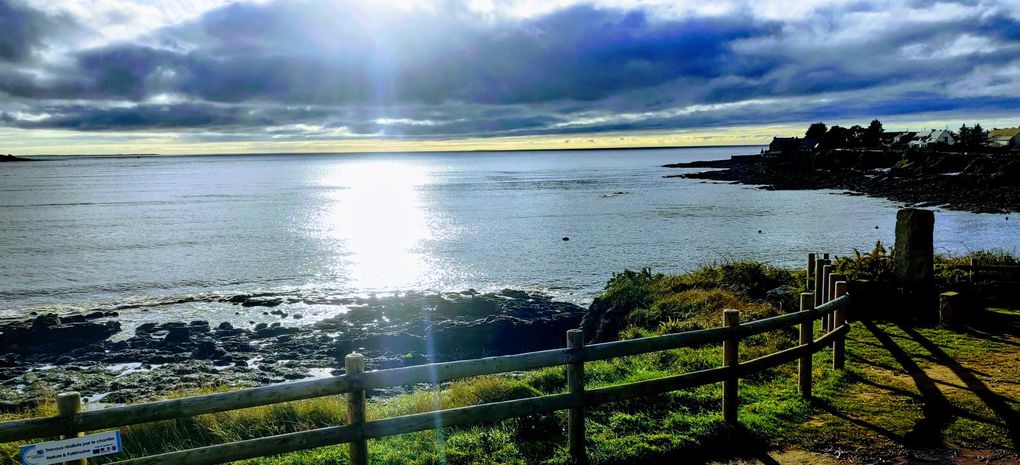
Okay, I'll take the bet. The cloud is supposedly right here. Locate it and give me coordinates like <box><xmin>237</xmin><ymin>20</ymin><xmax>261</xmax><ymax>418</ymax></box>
<box><xmin>1</xmin><ymin>0</ymin><xmax>1019</xmax><ymax>145</ymax></box>
<box><xmin>0</xmin><ymin>0</ymin><xmax>78</xmax><ymax>63</ymax></box>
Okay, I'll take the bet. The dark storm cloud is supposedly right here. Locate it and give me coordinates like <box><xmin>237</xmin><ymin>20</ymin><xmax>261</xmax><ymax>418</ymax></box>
<box><xmin>0</xmin><ymin>0</ymin><xmax>77</xmax><ymax>63</ymax></box>
<box><xmin>1</xmin><ymin>0</ymin><xmax>1019</xmax><ymax>137</ymax></box>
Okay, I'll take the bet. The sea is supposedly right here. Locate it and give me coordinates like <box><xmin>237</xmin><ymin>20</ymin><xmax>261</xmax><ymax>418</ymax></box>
<box><xmin>2</xmin><ymin>147</ymin><xmax>1017</xmax><ymax>331</ymax></box>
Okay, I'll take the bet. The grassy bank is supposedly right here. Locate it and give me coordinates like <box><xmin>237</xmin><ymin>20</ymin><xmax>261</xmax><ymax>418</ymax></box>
<box><xmin>3</xmin><ymin>259</ymin><xmax>1018</xmax><ymax>464</ymax></box>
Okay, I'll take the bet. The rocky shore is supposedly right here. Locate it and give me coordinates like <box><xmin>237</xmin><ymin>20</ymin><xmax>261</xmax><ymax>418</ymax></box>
<box><xmin>665</xmin><ymin>150</ymin><xmax>1020</xmax><ymax>213</ymax></box>
<box><xmin>0</xmin><ymin>290</ymin><xmax>585</xmax><ymax>410</ymax></box>
<box><xmin>0</xmin><ymin>154</ymin><xmax>33</xmax><ymax>162</ymax></box>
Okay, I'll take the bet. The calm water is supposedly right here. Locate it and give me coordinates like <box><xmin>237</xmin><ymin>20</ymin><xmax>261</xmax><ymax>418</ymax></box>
<box><xmin>2</xmin><ymin>147</ymin><xmax>1017</xmax><ymax>328</ymax></box>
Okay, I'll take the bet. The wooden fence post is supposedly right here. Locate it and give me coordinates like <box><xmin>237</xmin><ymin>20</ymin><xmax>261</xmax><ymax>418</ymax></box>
<box><xmin>57</xmin><ymin>392</ymin><xmax>86</xmax><ymax>465</ymax></box>
<box><xmin>346</xmin><ymin>353</ymin><xmax>368</xmax><ymax>465</ymax></box>
<box><xmin>722</xmin><ymin>309</ymin><xmax>740</xmax><ymax>424</ymax></box>
<box><xmin>807</xmin><ymin>253</ymin><xmax>816</xmax><ymax>291</ymax></box>
<box><xmin>813</xmin><ymin>257</ymin><xmax>825</xmax><ymax>298</ymax></box>
<box><xmin>820</xmin><ymin>264</ymin><xmax>832</xmax><ymax>331</ymax></box>
<box><xmin>566</xmin><ymin>329</ymin><xmax>586</xmax><ymax>464</ymax></box>
<box><xmin>56</xmin><ymin>394</ymin><xmax>85</xmax><ymax>465</ymax></box>
<box><xmin>969</xmin><ymin>258</ymin><xmax>976</xmax><ymax>283</ymax></box>
<box><xmin>798</xmin><ymin>293</ymin><xmax>814</xmax><ymax>398</ymax></box>
<box><xmin>832</xmin><ymin>282</ymin><xmax>848</xmax><ymax>370</ymax></box>
<box><xmin>826</xmin><ymin>273</ymin><xmax>842</xmax><ymax>331</ymax></box>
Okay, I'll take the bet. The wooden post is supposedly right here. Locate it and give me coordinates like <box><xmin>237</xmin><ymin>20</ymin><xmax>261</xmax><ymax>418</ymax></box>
<box><xmin>346</xmin><ymin>353</ymin><xmax>368</xmax><ymax>465</ymax></box>
<box><xmin>969</xmin><ymin>258</ymin><xmax>976</xmax><ymax>283</ymax></box>
<box><xmin>832</xmin><ymin>282</ymin><xmax>848</xmax><ymax>370</ymax></box>
<box><xmin>820</xmin><ymin>263</ymin><xmax>832</xmax><ymax>331</ymax></box>
<box><xmin>722</xmin><ymin>309</ymin><xmax>740</xmax><ymax>424</ymax></box>
<box><xmin>827</xmin><ymin>273</ymin><xmax>843</xmax><ymax>331</ymax></box>
<box><xmin>813</xmin><ymin>258</ymin><xmax>825</xmax><ymax>307</ymax></box>
<box><xmin>798</xmin><ymin>293</ymin><xmax>814</xmax><ymax>398</ymax></box>
<box><xmin>566</xmin><ymin>329</ymin><xmax>586</xmax><ymax>464</ymax></box>
<box><xmin>57</xmin><ymin>392</ymin><xmax>87</xmax><ymax>465</ymax></box>
<box><xmin>807</xmin><ymin>253</ymin><xmax>816</xmax><ymax>291</ymax></box>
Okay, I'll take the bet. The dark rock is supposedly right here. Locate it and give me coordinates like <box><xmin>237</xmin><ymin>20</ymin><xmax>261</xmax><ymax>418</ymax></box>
<box><xmin>62</xmin><ymin>314</ymin><xmax>87</xmax><ymax>324</ymax></box>
<box><xmin>165</xmin><ymin>326</ymin><xmax>192</xmax><ymax>344</ymax></box>
<box><xmin>191</xmin><ymin>339</ymin><xmax>219</xmax><ymax>359</ymax></box>
<box><xmin>242</xmin><ymin>297</ymin><xmax>284</xmax><ymax>307</ymax></box>
<box><xmin>766</xmin><ymin>285</ymin><xmax>800</xmax><ymax>312</ymax></box>
<box><xmin>32</xmin><ymin>314</ymin><xmax>60</xmax><ymax>329</ymax></box>
<box><xmin>0</xmin><ymin>319</ymin><xmax>121</xmax><ymax>358</ymax></box>
<box><xmin>217</xmin><ymin>322</ymin><xmax>234</xmax><ymax>331</ymax></box>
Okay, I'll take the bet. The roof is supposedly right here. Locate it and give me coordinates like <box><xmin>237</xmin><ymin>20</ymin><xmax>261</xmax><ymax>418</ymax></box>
<box><xmin>988</xmin><ymin>127</ymin><xmax>1020</xmax><ymax>139</ymax></box>
<box><xmin>921</xmin><ymin>129</ymin><xmax>952</xmax><ymax>142</ymax></box>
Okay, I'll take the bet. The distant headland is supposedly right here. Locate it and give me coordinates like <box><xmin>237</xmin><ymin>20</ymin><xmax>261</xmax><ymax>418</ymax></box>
<box><xmin>665</xmin><ymin>119</ymin><xmax>1020</xmax><ymax>214</ymax></box>
<box><xmin>0</xmin><ymin>154</ymin><xmax>33</xmax><ymax>162</ymax></box>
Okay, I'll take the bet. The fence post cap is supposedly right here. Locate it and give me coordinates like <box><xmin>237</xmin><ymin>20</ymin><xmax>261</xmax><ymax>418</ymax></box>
<box><xmin>723</xmin><ymin>309</ymin><xmax>740</xmax><ymax>325</ymax></box>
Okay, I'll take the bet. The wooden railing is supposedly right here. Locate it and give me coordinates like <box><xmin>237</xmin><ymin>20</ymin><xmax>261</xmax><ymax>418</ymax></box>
<box><xmin>1</xmin><ymin>261</ymin><xmax>852</xmax><ymax>465</ymax></box>
<box><xmin>955</xmin><ymin>259</ymin><xmax>1020</xmax><ymax>284</ymax></box>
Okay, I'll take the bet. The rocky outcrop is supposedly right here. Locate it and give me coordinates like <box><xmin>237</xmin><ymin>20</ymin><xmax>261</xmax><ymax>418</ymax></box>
<box><xmin>667</xmin><ymin>150</ymin><xmax>1020</xmax><ymax>214</ymax></box>
<box><xmin>0</xmin><ymin>154</ymin><xmax>33</xmax><ymax>162</ymax></box>
<box><xmin>0</xmin><ymin>289</ymin><xmax>586</xmax><ymax>406</ymax></box>
<box><xmin>0</xmin><ymin>313</ymin><xmax>120</xmax><ymax>359</ymax></box>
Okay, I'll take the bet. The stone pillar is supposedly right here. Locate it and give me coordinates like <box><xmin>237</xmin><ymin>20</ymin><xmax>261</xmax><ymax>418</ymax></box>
<box><xmin>894</xmin><ymin>208</ymin><xmax>935</xmax><ymax>319</ymax></box>
<box><xmin>894</xmin><ymin>208</ymin><xmax>934</xmax><ymax>289</ymax></box>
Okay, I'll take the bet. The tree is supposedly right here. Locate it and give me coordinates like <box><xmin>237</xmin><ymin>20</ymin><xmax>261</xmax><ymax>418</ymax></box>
<box><xmin>865</xmin><ymin>119</ymin><xmax>883</xmax><ymax>147</ymax></box>
<box><xmin>848</xmin><ymin>125</ymin><xmax>866</xmax><ymax>148</ymax></box>
<box><xmin>958</xmin><ymin>124</ymin><xmax>972</xmax><ymax>148</ymax></box>
<box><xmin>958</xmin><ymin>123</ymin><xmax>989</xmax><ymax>148</ymax></box>
<box><xmin>971</xmin><ymin>123</ymin><xmax>988</xmax><ymax>147</ymax></box>
<box><xmin>821</xmin><ymin>125</ymin><xmax>848</xmax><ymax>149</ymax></box>
<box><xmin>806</xmin><ymin>122</ymin><xmax>827</xmax><ymax>140</ymax></box>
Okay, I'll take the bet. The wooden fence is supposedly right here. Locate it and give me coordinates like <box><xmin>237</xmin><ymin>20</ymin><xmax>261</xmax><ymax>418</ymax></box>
<box><xmin>956</xmin><ymin>259</ymin><xmax>1020</xmax><ymax>284</ymax></box>
<box><xmin>1</xmin><ymin>255</ymin><xmax>852</xmax><ymax>465</ymax></box>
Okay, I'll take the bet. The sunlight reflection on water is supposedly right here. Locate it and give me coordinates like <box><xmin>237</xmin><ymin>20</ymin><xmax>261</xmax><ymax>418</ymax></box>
<box><xmin>315</xmin><ymin>160</ymin><xmax>433</xmax><ymax>292</ymax></box>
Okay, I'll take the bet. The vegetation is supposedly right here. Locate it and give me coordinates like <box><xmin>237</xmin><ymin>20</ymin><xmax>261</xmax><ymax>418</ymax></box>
<box><xmin>803</xmin><ymin>118</ymin><xmax>1013</xmax><ymax>152</ymax></box>
<box><xmin>810</xmin><ymin>119</ymin><xmax>884</xmax><ymax>149</ymax></box>
<box><xmin>2</xmin><ymin>260</ymin><xmax>1018</xmax><ymax>464</ymax></box>
<box><xmin>833</xmin><ymin>241</ymin><xmax>1020</xmax><ymax>290</ymax></box>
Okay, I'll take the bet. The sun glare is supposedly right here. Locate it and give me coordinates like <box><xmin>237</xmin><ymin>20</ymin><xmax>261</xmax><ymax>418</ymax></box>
<box><xmin>315</xmin><ymin>160</ymin><xmax>433</xmax><ymax>292</ymax></box>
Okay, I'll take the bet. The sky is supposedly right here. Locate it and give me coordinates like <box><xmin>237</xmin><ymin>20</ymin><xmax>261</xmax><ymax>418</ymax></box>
<box><xmin>1</xmin><ymin>0</ymin><xmax>1020</xmax><ymax>155</ymax></box>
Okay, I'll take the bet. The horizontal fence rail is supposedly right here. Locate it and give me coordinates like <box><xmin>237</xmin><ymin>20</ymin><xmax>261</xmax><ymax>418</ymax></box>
<box><xmin>1</xmin><ymin>267</ymin><xmax>854</xmax><ymax>465</ymax></box>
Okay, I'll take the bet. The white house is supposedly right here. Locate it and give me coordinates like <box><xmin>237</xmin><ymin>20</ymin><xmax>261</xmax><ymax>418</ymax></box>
<box><xmin>909</xmin><ymin>129</ymin><xmax>955</xmax><ymax>147</ymax></box>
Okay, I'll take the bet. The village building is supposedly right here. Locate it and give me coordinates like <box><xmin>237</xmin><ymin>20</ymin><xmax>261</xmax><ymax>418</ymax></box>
<box><xmin>988</xmin><ymin>127</ymin><xmax>1020</xmax><ymax>150</ymax></box>
<box><xmin>881</xmin><ymin>131</ymin><xmax>918</xmax><ymax>147</ymax></box>
<box><xmin>766</xmin><ymin>137</ymin><xmax>816</xmax><ymax>157</ymax></box>
<box><xmin>909</xmin><ymin>129</ymin><xmax>955</xmax><ymax>147</ymax></box>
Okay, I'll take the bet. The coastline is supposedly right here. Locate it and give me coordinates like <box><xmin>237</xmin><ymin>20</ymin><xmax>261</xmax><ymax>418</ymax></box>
<box><xmin>665</xmin><ymin>149</ymin><xmax>1020</xmax><ymax>214</ymax></box>
<box><xmin>0</xmin><ymin>290</ymin><xmax>586</xmax><ymax>409</ymax></box>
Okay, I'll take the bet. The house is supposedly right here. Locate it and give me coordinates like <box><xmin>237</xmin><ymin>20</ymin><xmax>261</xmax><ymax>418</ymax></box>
<box><xmin>766</xmin><ymin>137</ymin><xmax>816</xmax><ymax>157</ymax></box>
<box><xmin>988</xmin><ymin>127</ymin><xmax>1020</xmax><ymax>149</ymax></box>
<box><xmin>881</xmin><ymin>131</ymin><xmax>918</xmax><ymax>147</ymax></box>
<box><xmin>892</xmin><ymin>132</ymin><xmax>918</xmax><ymax>147</ymax></box>
<box><xmin>909</xmin><ymin>129</ymin><xmax>955</xmax><ymax>147</ymax></box>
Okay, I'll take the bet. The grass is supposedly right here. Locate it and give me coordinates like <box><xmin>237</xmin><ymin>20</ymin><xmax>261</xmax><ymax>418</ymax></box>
<box><xmin>2</xmin><ymin>261</ymin><xmax>1018</xmax><ymax>464</ymax></box>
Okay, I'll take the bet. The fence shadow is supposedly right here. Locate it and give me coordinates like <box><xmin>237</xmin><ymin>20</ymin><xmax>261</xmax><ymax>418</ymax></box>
<box><xmin>861</xmin><ymin>321</ymin><xmax>953</xmax><ymax>447</ymax></box>
<box><xmin>895</xmin><ymin>323</ymin><xmax>1020</xmax><ymax>450</ymax></box>
<box><xmin>961</xmin><ymin>308</ymin><xmax>1020</xmax><ymax>348</ymax></box>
